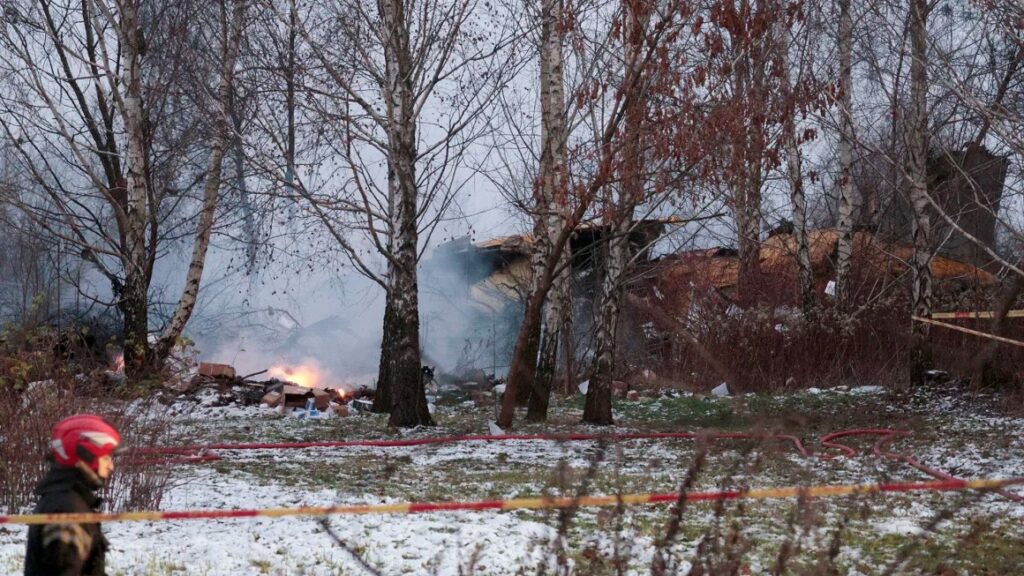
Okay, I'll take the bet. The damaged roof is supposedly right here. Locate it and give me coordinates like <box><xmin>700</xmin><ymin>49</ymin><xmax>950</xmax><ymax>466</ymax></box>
<box><xmin>655</xmin><ymin>228</ymin><xmax>997</xmax><ymax>296</ymax></box>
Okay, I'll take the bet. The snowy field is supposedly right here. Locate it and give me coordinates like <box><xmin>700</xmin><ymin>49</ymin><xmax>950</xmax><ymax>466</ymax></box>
<box><xmin>2</xmin><ymin>384</ymin><xmax>1023</xmax><ymax>574</ymax></box>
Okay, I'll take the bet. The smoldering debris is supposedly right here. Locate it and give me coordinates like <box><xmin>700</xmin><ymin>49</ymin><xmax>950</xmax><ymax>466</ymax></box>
<box><xmin>162</xmin><ymin>361</ymin><xmax>374</xmax><ymax>418</ymax></box>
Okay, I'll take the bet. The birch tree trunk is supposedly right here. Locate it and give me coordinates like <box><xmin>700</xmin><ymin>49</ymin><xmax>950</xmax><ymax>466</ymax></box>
<box><xmin>530</xmin><ymin>249</ymin><xmax>570</xmax><ymax>420</ymax></box>
<box><xmin>153</xmin><ymin>0</ymin><xmax>246</xmax><ymax>363</ymax></box>
<box><xmin>498</xmin><ymin>0</ymin><xmax>673</xmax><ymax>429</ymax></box>
<box><xmin>513</xmin><ymin>211</ymin><xmax>550</xmax><ymax>406</ymax></box>
<box><xmin>372</xmin><ymin>289</ymin><xmax>396</xmax><ymax>413</ymax></box>
<box><xmin>527</xmin><ymin>0</ymin><xmax>571</xmax><ymax>422</ymax></box>
<box><xmin>774</xmin><ymin>4</ymin><xmax>814</xmax><ymax>315</ymax></box>
<box><xmin>733</xmin><ymin>0</ymin><xmax>763</xmax><ymax>305</ymax></box>
<box><xmin>583</xmin><ymin>218</ymin><xmax>630</xmax><ymax>425</ymax></box>
<box><xmin>834</xmin><ymin>0</ymin><xmax>857</xmax><ymax>304</ymax></box>
<box><xmin>381</xmin><ymin>0</ymin><xmax>433</xmax><ymax>427</ymax></box>
<box><xmin>232</xmin><ymin>99</ymin><xmax>258</xmax><ymax>274</ymax></box>
<box><xmin>582</xmin><ymin>0</ymin><xmax>648</xmax><ymax>425</ymax></box>
<box><xmin>285</xmin><ymin>0</ymin><xmax>297</xmax><ymax>194</ymax></box>
<box><xmin>907</xmin><ymin>0</ymin><xmax>933</xmax><ymax>385</ymax></box>
<box><xmin>118</xmin><ymin>0</ymin><xmax>154</xmax><ymax>381</ymax></box>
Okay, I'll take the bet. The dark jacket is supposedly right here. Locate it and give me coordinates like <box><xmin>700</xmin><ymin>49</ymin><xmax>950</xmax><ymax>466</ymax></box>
<box><xmin>24</xmin><ymin>464</ymin><xmax>108</xmax><ymax>576</ymax></box>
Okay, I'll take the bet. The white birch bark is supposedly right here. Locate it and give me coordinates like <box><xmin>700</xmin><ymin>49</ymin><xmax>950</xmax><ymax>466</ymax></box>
<box><xmin>156</xmin><ymin>0</ymin><xmax>246</xmax><ymax>359</ymax></box>
<box><xmin>115</xmin><ymin>0</ymin><xmax>152</xmax><ymax>375</ymax></box>
<box><xmin>381</xmin><ymin>0</ymin><xmax>432</xmax><ymax>427</ymax></box>
<box><xmin>907</xmin><ymin>0</ymin><xmax>933</xmax><ymax>383</ymax></box>
<box><xmin>583</xmin><ymin>0</ymin><xmax>648</xmax><ymax>425</ymax></box>
<box><xmin>774</xmin><ymin>4</ymin><xmax>814</xmax><ymax>314</ymax></box>
<box><xmin>733</xmin><ymin>0</ymin><xmax>764</xmax><ymax>304</ymax></box>
<box><xmin>530</xmin><ymin>0</ymin><xmax>571</xmax><ymax>420</ymax></box>
<box><xmin>834</xmin><ymin>0</ymin><xmax>857</xmax><ymax>304</ymax></box>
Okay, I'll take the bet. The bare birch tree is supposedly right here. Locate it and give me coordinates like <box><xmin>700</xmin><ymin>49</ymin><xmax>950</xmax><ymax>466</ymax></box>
<box><xmin>906</xmin><ymin>0</ymin><xmax>932</xmax><ymax>384</ymax></box>
<box><xmin>699</xmin><ymin>0</ymin><xmax>792</xmax><ymax>305</ymax></box>
<box><xmin>774</xmin><ymin>0</ymin><xmax>815</xmax><ymax>315</ymax></box>
<box><xmin>497</xmin><ymin>0</ymin><xmax>702</xmax><ymax>429</ymax></box>
<box><xmin>0</xmin><ymin>0</ymin><xmax>246</xmax><ymax>381</ymax></box>
<box><xmin>833</xmin><ymin>0</ymin><xmax>857</xmax><ymax>303</ymax></box>
<box><xmin>526</xmin><ymin>0</ymin><xmax>573</xmax><ymax>422</ymax></box>
<box><xmin>911</xmin><ymin>1</ymin><xmax>1024</xmax><ymax>384</ymax></box>
<box><xmin>732</xmin><ymin>0</ymin><xmax>769</xmax><ymax>303</ymax></box>
<box><xmin>846</xmin><ymin>0</ymin><xmax>1022</xmax><ymax>383</ymax></box>
<box><xmin>265</xmin><ymin>0</ymin><xmax>523</xmax><ymax>426</ymax></box>
<box><xmin>153</xmin><ymin>0</ymin><xmax>247</xmax><ymax>360</ymax></box>
<box><xmin>581</xmin><ymin>0</ymin><xmax>652</xmax><ymax>425</ymax></box>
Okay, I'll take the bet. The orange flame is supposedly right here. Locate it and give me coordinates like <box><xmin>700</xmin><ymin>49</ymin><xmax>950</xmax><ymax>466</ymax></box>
<box><xmin>267</xmin><ymin>362</ymin><xmax>325</xmax><ymax>388</ymax></box>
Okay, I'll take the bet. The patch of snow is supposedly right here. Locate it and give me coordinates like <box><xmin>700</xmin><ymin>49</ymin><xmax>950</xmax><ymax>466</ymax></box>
<box><xmin>873</xmin><ymin>518</ymin><xmax>924</xmax><ymax>536</ymax></box>
<box><xmin>0</xmin><ymin>473</ymin><xmax>559</xmax><ymax>575</ymax></box>
<box><xmin>848</xmin><ymin>385</ymin><xmax>884</xmax><ymax>395</ymax></box>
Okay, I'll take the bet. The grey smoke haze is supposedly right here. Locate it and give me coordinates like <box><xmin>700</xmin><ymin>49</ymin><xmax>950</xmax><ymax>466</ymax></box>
<box><xmin>169</xmin><ymin>173</ymin><xmax>523</xmax><ymax>386</ymax></box>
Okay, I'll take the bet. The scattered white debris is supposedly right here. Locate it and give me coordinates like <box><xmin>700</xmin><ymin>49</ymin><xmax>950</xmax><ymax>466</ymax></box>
<box><xmin>711</xmin><ymin>383</ymin><xmax>730</xmax><ymax>397</ymax></box>
<box><xmin>825</xmin><ymin>280</ymin><xmax>837</xmax><ymax>297</ymax></box>
<box><xmin>578</xmin><ymin>380</ymin><xmax>589</xmax><ymax>395</ymax></box>
<box><xmin>849</xmin><ymin>385</ymin><xmax>885</xmax><ymax>395</ymax></box>
<box><xmin>488</xmin><ymin>421</ymin><xmax>505</xmax><ymax>436</ymax></box>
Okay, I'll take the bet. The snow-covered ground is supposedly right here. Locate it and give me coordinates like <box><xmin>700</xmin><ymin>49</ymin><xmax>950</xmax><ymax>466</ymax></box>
<box><xmin>2</xmin><ymin>384</ymin><xmax>1023</xmax><ymax>575</ymax></box>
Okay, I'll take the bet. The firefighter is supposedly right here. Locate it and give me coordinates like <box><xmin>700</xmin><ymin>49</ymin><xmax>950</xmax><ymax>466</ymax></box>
<box><xmin>24</xmin><ymin>414</ymin><xmax>122</xmax><ymax>576</ymax></box>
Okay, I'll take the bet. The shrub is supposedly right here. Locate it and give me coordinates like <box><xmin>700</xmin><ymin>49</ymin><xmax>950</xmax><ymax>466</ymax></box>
<box><xmin>0</xmin><ymin>368</ymin><xmax>176</xmax><ymax>513</ymax></box>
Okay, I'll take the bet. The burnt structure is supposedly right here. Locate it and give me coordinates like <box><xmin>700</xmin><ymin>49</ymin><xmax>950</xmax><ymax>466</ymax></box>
<box><xmin>864</xmin><ymin>145</ymin><xmax>1009</xmax><ymax>270</ymax></box>
<box><xmin>420</xmin><ymin>220</ymin><xmax>674</xmax><ymax>376</ymax></box>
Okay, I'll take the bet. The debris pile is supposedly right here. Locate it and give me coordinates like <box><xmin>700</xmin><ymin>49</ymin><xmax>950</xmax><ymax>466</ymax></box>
<box><xmin>165</xmin><ymin>361</ymin><xmax>374</xmax><ymax>417</ymax></box>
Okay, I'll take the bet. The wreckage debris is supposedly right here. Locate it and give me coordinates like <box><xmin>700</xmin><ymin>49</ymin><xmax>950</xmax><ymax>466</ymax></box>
<box><xmin>612</xmin><ymin>380</ymin><xmax>628</xmax><ymax>398</ymax></box>
<box><xmin>261</xmin><ymin>383</ymin><xmax>331</xmax><ymax>411</ymax></box>
<box><xmin>349</xmin><ymin>399</ymin><xmax>374</xmax><ymax>413</ymax></box>
<box><xmin>470</xmin><ymin>390</ymin><xmax>494</xmax><ymax>407</ymax></box>
<box><xmin>167</xmin><ymin>361</ymin><xmax>375</xmax><ymax>417</ymax></box>
<box><xmin>198</xmin><ymin>362</ymin><xmax>236</xmax><ymax>379</ymax></box>
<box><xmin>436</xmin><ymin>367</ymin><xmax>499</xmax><ymax>391</ymax></box>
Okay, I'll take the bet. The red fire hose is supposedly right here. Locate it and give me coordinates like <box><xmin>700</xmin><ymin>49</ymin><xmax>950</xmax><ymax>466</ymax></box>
<box><xmin>819</xmin><ymin>429</ymin><xmax>1024</xmax><ymax>502</ymax></box>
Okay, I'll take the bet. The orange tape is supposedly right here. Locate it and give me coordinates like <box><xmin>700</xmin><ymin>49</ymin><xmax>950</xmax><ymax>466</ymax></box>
<box><xmin>0</xmin><ymin>477</ymin><xmax>1017</xmax><ymax>526</ymax></box>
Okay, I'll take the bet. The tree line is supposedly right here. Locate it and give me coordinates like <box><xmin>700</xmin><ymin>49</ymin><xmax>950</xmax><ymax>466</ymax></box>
<box><xmin>0</xmin><ymin>0</ymin><xmax>1021</xmax><ymax>427</ymax></box>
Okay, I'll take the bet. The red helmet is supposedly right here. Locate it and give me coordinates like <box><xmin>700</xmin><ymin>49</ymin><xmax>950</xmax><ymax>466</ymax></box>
<box><xmin>50</xmin><ymin>414</ymin><xmax>122</xmax><ymax>472</ymax></box>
